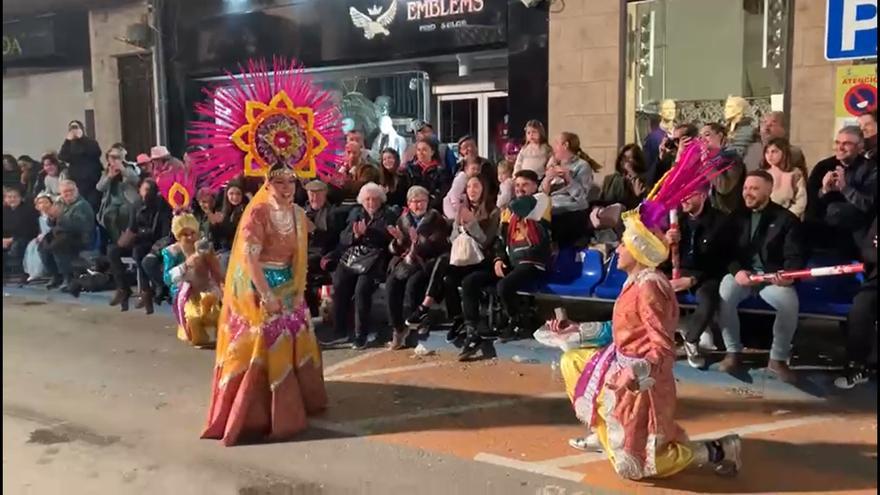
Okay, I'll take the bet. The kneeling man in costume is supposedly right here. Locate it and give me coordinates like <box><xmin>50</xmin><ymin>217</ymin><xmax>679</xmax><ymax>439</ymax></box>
<box><xmin>536</xmin><ymin>142</ymin><xmax>742</xmax><ymax>480</ymax></box>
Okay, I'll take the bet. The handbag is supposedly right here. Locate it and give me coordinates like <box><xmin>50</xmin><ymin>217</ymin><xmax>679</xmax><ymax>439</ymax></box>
<box><xmin>341</xmin><ymin>245</ymin><xmax>382</xmax><ymax>275</ymax></box>
<box><xmin>450</xmin><ymin>227</ymin><xmax>484</xmax><ymax>267</ymax></box>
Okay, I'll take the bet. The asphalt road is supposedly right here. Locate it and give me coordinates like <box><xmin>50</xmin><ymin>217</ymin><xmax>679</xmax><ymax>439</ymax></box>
<box><xmin>3</xmin><ymin>292</ymin><xmax>877</xmax><ymax>495</ymax></box>
<box><xmin>1</xmin><ymin>295</ymin><xmax>592</xmax><ymax>495</ymax></box>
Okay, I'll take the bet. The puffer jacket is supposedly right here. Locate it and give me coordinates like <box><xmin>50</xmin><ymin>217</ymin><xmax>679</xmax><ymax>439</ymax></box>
<box><xmin>389</xmin><ymin>208</ymin><xmax>450</xmax><ymax>266</ymax></box>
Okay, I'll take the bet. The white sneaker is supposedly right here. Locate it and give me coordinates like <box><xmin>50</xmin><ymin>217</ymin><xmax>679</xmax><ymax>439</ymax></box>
<box><xmin>568</xmin><ymin>433</ymin><xmax>603</xmax><ymax>452</ymax></box>
<box><xmin>683</xmin><ymin>341</ymin><xmax>706</xmax><ymax>369</ymax></box>
<box><xmin>713</xmin><ymin>435</ymin><xmax>742</xmax><ymax>476</ymax></box>
<box><xmin>834</xmin><ymin>367</ymin><xmax>869</xmax><ymax>390</ymax></box>
<box><xmin>699</xmin><ymin>330</ymin><xmax>717</xmax><ymax>351</ymax></box>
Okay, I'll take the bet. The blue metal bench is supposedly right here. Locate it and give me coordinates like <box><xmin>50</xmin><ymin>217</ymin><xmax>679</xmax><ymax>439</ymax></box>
<box><xmin>520</xmin><ymin>249</ymin><xmax>857</xmax><ymax>321</ymax></box>
<box><xmin>539</xmin><ymin>248</ymin><xmax>605</xmax><ymax>297</ymax></box>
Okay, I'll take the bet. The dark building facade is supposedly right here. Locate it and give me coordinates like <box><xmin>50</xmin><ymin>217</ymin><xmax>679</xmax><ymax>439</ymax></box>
<box><xmin>163</xmin><ymin>0</ymin><xmax>548</xmax><ymax>162</ymax></box>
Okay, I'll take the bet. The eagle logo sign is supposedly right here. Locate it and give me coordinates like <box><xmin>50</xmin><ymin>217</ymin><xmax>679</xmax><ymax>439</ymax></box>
<box><xmin>349</xmin><ymin>2</ymin><xmax>397</xmax><ymax>40</ymax></box>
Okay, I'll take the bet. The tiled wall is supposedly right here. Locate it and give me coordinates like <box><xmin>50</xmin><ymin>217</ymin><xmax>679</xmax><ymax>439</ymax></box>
<box><xmin>548</xmin><ymin>0</ymin><xmax>621</xmax><ymax>178</ymax></box>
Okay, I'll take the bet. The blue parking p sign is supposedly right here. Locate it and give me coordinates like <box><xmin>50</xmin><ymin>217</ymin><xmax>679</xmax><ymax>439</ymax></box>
<box><xmin>826</xmin><ymin>0</ymin><xmax>878</xmax><ymax>61</ymax></box>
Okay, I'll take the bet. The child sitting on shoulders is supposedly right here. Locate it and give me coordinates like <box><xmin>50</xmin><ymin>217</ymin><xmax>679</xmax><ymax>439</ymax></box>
<box><xmin>496</xmin><ymin>160</ymin><xmax>514</xmax><ymax>210</ymax></box>
<box><xmin>514</xmin><ymin>119</ymin><xmax>552</xmax><ymax>179</ymax></box>
<box><xmin>443</xmin><ymin>157</ymin><xmax>483</xmax><ymax>219</ymax></box>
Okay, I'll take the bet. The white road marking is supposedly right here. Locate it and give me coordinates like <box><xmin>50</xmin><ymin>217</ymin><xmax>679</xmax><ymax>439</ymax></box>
<box><xmin>473</xmin><ymin>453</ymin><xmax>585</xmax><ymax>482</ymax></box>
<box><xmin>324</xmin><ymin>349</ymin><xmax>388</xmax><ymax>376</ymax></box>
<box><xmin>537</xmin><ymin>414</ymin><xmax>838</xmax><ymax>469</ymax></box>
<box><xmin>325</xmin><ymin>361</ymin><xmax>446</xmax><ymax>381</ymax></box>
<box><xmin>539</xmin><ymin>451</ymin><xmax>604</xmax><ymax>468</ymax></box>
<box><xmin>689</xmin><ymin>414</ymin><xmax>837</xmax><ymax>441</ymax></box>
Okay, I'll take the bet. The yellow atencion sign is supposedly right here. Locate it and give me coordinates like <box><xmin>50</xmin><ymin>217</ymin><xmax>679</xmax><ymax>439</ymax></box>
<box><xmin>835</xmin><ymin>64</ymin><xmax>877</xmax><ymax>134</ymax></box>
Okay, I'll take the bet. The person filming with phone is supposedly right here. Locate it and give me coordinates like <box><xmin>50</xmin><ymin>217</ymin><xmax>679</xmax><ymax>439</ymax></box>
<box><xmin>655</xmin><ymin>124</ymin><xmax>698</xmax><ymax>188</ymax></box>
<box><xmin>59</xmin><ymin>120</ymin><xmax>103</xmax><ymax>211</ymax></box>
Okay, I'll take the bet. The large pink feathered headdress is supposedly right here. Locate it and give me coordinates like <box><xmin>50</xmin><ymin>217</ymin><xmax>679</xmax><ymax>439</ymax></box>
<box><xmin>187</xmin><ymin>57</ymin><xmax>344</xmax><ymax>191</ymax></box>
<box><xmin>639</xmin><ymin>141</ymin><xmax>734</xmax><ymax>230</ymax></box>
<box><xmin>620</xmin><ymin>140</ymin><xmax>734</xmax><ymax>267</ymax></box>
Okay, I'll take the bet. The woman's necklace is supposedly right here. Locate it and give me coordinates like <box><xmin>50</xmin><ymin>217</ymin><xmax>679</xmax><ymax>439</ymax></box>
<box><xmin>268</xmin><ymin>197</ymin><xmax>295</xmax><ymax>235</ymax></box>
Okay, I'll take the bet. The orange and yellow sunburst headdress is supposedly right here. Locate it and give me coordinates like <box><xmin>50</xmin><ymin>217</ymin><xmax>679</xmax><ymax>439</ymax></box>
<box><xmin>622</xmin><ymin>141</ymin><xmax>733</xmax><ymax>268</ymax></box>
<box><xmin>187</xmin><ymin>57</ymin><xmax>343</xmax><ymax>191</ymax></box>
<box><xmin>154</xmin><ymin>162</ymin><xmax>200</xmax><ymax>239</ymax></box>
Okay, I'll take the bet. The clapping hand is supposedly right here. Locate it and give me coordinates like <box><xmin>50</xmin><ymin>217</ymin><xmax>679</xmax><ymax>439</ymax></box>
<box><xmin>353</xmin><ymin>219</ymin><xmax>367</xmax><ymax>238</ymax></box>
<box><xmin>458</xmin><ymin>206</ymin><xmax>475</xmax><ymax>224</ymax></box>
<box><xmin>208</xmin><ymin>211</ymin><xmax>224</xmax><ymax>225</ymax></box>
<box><xmin>834</xmin><ymin>165</ymin><xmax>847</xmax><ymax>190</ymax></box>
<box><xmin>821</xmin><ymin>171</ymin><xmax>840</xmax><ymax>193</ymax></box>
<box><xmin>386</xmin><ymin>225</ymin><xmax>403</xmax><ymax>242</ymax></box>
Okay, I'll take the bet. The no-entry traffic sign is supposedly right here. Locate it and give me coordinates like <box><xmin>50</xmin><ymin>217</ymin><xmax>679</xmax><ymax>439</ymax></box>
<box><xmin>843</xmin><ymin>83</ymin><xmax>878</xmax><ymax>115</ymax></box>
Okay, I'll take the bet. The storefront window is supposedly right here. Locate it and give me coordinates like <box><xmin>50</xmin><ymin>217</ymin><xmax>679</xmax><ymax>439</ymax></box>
<box><xmin>624</xmin><ymin>0</ymin><xmax>791</xmax><ymax>143</ymax></box>
<box><xmin>209</xmin><ymin>69</ymin><xmax>429</xmax><ymax>161</ymax></box>
<box><xmin>314</xmin><ymin>70</ymin><xmax>429</xmax><ymax>160</ymax></box>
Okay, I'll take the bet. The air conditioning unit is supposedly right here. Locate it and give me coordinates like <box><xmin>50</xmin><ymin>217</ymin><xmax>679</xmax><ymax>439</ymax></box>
<box><xmin>116</xmin><ymin>21</ymin><xmax>153</xmax><ymax>49</ymax></box>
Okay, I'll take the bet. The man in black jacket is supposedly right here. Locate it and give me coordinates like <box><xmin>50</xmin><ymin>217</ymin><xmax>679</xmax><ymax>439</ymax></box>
<box><xmin>835</xmin><ymin>217</ymin><xmax>877</xmax><ymax>389</ymax></box>
<box><xmin>664</xmin><ymin>185</ymin><xmax>733</xmax><ymax>368</ymax></box>
<box><xmin>303</xmin><ymin>180</ymin><xmax>341</xmax><ymax>318</ymax></box>
<box><xmin>806</xmin><ymin>126</ymin><xmax>876</xmax><ymax>257</ymax></box>
<box><xmin>717</xmin><ymin>171</ymin><xmax>805</xmax><ymax>383</ymax></box>
<box><xmin>3</xmin><ymin>186</ymin><xmax>38</xmax><ymax>282</ymax></box>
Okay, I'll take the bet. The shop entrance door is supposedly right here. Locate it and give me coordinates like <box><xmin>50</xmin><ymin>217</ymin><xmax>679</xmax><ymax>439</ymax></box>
<box><xmin>437</xmin><ymin>91</ymin><xmax>509</xmax><ymax>164</ymax></box>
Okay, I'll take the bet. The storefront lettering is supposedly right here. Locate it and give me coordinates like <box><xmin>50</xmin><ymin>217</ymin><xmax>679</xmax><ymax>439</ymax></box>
<box><xmin>406</xmin><ymin>0</ymin><xmax>484</xmax><ymax>21</ymax></box>
<box><xmin>3</xmin><ymin>35</ymin><xmax>23</xmax><ymax>57</ymax></box>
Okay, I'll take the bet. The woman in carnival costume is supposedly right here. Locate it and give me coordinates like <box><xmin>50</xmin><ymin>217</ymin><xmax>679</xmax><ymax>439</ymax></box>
<box><xmin>188</xmin><ymin>59</ymin><xmax>343</xmax><ymax>446</ymax></box>
<box><xmin>535</xmin><ymin>142</ymin><xmax>742</xmax><ymax>480</ymax></box>
<box><xmin>155</xmin><ymin>166</ymin><xmax>223</xmax><ymax>348</ymax></box>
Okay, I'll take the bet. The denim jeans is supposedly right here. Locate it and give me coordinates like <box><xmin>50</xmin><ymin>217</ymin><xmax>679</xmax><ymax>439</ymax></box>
<box><xmin>718</xmin><ymin>273</ymin><xmax>799</xmax><ymax>361</ymax></box>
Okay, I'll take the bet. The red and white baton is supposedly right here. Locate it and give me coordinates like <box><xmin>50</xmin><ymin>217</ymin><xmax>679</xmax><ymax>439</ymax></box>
<box><xmin>748</xmin><ymin>263</ymin><xmax>865</xmax><ymax>283</ymax></box>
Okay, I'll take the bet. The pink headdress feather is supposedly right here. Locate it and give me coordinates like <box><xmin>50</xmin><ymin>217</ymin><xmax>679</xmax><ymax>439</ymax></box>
<box><xmin>155</xmin><ymin>162</ymin><xmax>197</xmax><ymax>214</ymax></box>
<box><xmin>188</xmin><ymin>57</ymin><xmax>344</xmax><ymax>191</ymax></box>
<box><xmin>638</xmin><ymin>141</ymin><xmax>733</xmax><ymax>230</ymax></box>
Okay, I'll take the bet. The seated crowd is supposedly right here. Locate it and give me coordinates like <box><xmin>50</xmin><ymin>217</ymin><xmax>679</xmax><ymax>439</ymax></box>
<box><xmin>3</xmin><ymin>111</ymin><xmax>877</xmax><ymax>389</ymax></box>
